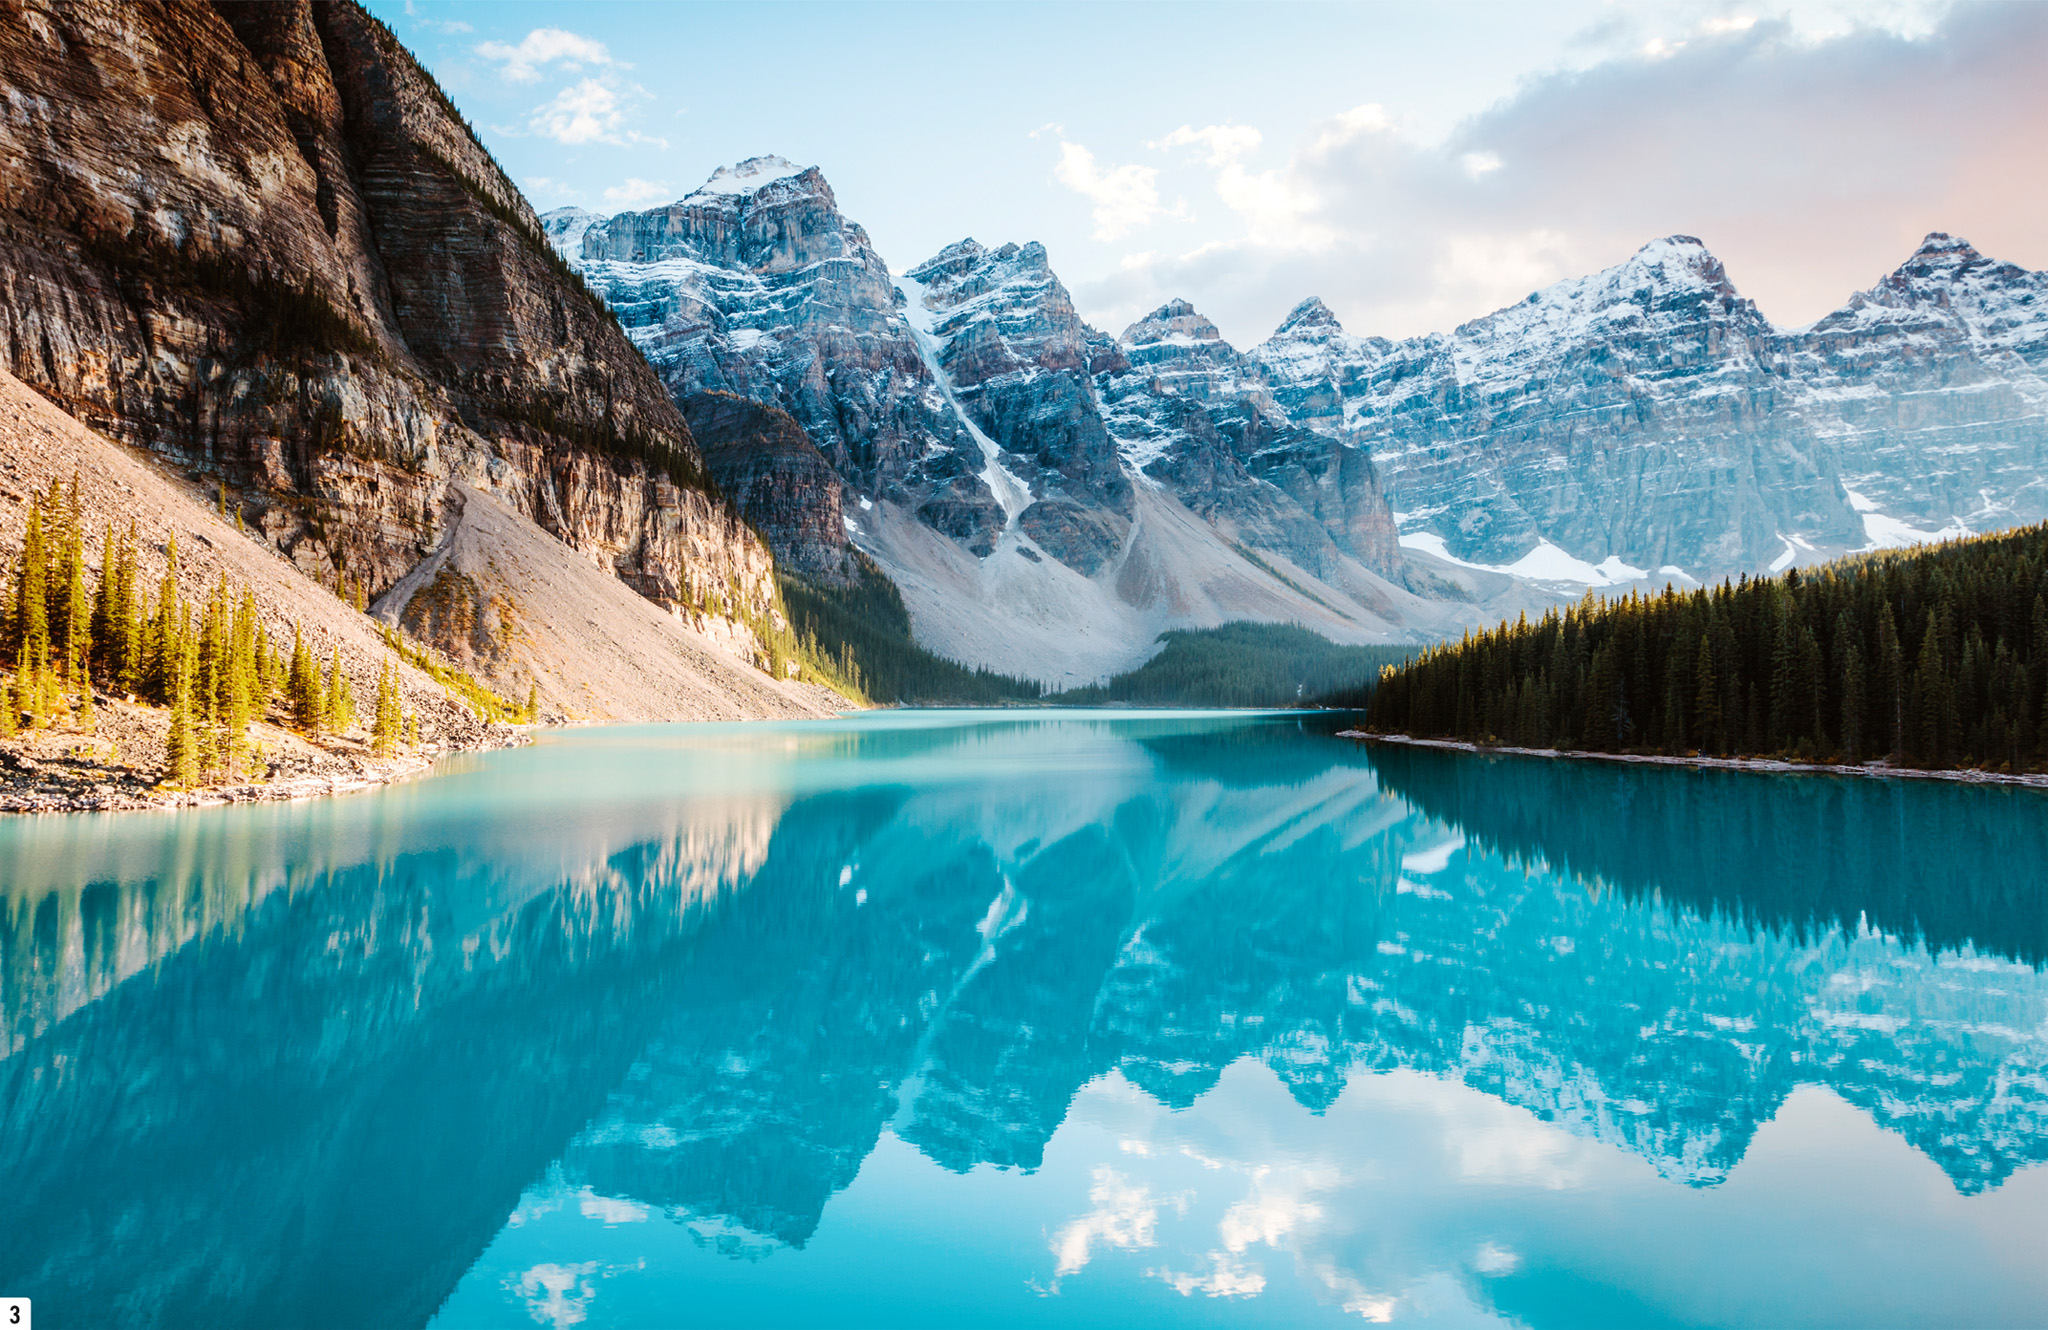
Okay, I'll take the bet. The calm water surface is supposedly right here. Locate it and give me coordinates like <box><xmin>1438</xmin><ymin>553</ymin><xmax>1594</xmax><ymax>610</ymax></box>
<box><xmin>4</xmin><ymin>710</ymin><xmax>2048</xmax><ymax>1328</ymax></box>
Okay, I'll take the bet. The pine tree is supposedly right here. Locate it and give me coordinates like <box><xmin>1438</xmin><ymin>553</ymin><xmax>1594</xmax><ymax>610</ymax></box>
<box><xmin>90</xmin><ymin>524</ymin><xmax>116</xmax><ymax>681</ymax></box>
<box><xmin>371</xmin><ymin>658</ymin><xmax>400</xmax><ymax>757</ymax></box>
<box><xmin>1912</xmin><ymin>612</ymin><xmax>1949</xmax><ymax>766</ymax></box>
<box><xmin>0</xmin><ymin>672</ymin><xmax>15</xmax><ymax>739</ymax></box>
<box><xmin>142</xmin><ymin>536</ymin><xmax>181</xmax><ymax>705</ymax></box>
<box><xmin>288</xmin><ymin>627</ymin><xmax>323</xmax><ymax>733</ymax></box>
<box><xmin>164</xmin><ymin>664</ymin><xmax>198</xmax><ymax>786</ymax></box>
<box><xmin>14</xmin><ymin>504</ymin><xmax>49</xmax><ymax>675</ymax></box>
<box><xmin>525</xmin><ymin>682</ymin><xmax>539</xmax><ymax>724</ymax></box>
<box><xmin>1837</xmin><ymin>612</ymin><xmax>1866</xmax><ymax>761</ymax></box>
<box><xmin>27</xmin><ymin>660</ymin><xmax>51</xmax><ymax>730</ymax></box>
<box><xmin>111</xmin><ymin>524</ymin><xmax>143</xmax><ymax>693</ymax></box>
<box><xmin>56</xmin><ymin>502</ymin><xmax>87</xmax><ymax>682</ymax></box>
<box><xmin>1876</xmin><ymin>604</ymin><xmax>1905</xmax><ymax>761</ymax></box>
<box><xmin>1692</xmin><ymin>636</ymin><xmax>1721</xmax><ymax>754</ymax></box>
<box><xmin>325</xmin><ymin>650</ymin><xmax>354</xmax><ymax>733</ymax></box>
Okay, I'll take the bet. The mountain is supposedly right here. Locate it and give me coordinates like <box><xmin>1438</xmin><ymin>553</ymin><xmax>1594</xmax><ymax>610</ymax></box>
<box><xmin>1252</xmin><ymin>233</ymin><xmax>2048</xmax><ymax>583</ymax></box>
<box><xmin>549</xmin><ymin>166</ymin><xmax>1478</xmax><ymax>685</ymax></box>
<box><xmin>556</xmin><ymin>164</ymin><xmax>2048</xmax><ymax>690</ymax></box>
<box><xmin>0</xmin><ymin>1</ymin><xmax>832</xmax><ymax>720</ymax></box>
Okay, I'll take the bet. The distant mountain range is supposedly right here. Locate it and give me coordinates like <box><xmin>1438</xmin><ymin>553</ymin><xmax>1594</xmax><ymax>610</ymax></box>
<box><xmin>548</xmin><ymin>157</ymin><xmax>2048</xmax><ymax>683</ymax></box>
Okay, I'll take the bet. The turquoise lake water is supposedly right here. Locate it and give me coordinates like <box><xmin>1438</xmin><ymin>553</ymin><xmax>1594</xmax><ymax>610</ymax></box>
<box><xmin>4</xmin><ymin>709</ymin><xmax>2048</xmax><ymax>1328</ymax></box>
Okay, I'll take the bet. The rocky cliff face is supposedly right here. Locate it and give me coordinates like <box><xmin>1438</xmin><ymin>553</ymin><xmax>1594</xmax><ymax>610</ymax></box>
<box><xmin>1098</xmin><ymin>298</ymin><xmax>1402</xmax><ymax>579</ymax></box>
<box><xmin>1792</xmin><ymin>233</ymin><xmax>2048</xmax><ymax>535</ymax></box>
<box><xmin>552</xmin><ymin>158</ymin><xmax>1006</xmax><ymax>557</ymax></box>
<box><xmin>0</xmin><ymin>0</ymin><xmax>784</xmax><ymax>665</ymax></box>
<box><xmin>681</xmin><ymin>391</ymin><xmax>855</xmax><ymax>586</ymax></box>
<box><xmin>1252</xmin><ymin>234</ymin><xmax>2048</xmax><ymax>581</ymax></box>
<box><xmin>901</xmin><ymin>239</ymin><xmax>1132</xmax><ymax>574</ymax></box>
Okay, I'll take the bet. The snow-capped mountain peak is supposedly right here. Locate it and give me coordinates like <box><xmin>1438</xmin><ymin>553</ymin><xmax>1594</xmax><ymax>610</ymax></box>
<box><xmin>1248</xmin><ymin>297</ymin><xmax>1391</xmax><ymax>436</ymax></box>
<box><xmin>1121</xmin><ymin>298</ymin><xmax>1226</xmax><ymax>348</ymax></box>
<box><xmin>1274</xmin><ymin>296</ymin><xmax>1343</xmax><ymax>335</ymax></box>
<box><xmin>690</xmin><ymin>154</ymin><xmax>811</xmax><ymax>198</ymax></box>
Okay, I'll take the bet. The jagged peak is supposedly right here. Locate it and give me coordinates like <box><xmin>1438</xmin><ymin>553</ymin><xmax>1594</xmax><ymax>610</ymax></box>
<box><xmin>1121</xmin><ymin>299</ymin><xmax>1223</xmax><ymax>346</ymax></box>
<box><xmin>906</xmin><ymin>238</ymin><xmax>986</xmax><ymax>279</ymax></box>
<box><xmin>1273</xmin><ymin>297</ymin><xmax>1342</xmax><ymax>337</ymax></box>
<box><xmin>1620</xmin><ymin>235</ymin><xmax>1734</xmax><ymax>288</ymax></box>
<box><xmin>906</xmin><ymin>238</ymin><xmax>1057</xmax><ymax>286</ymax></box>
<box><xmin>688</xmin><ymin>155</ymin><xmax>816</xmax><ymax>199</ymax></box>
<box><xmin>1892</xmin><ymin>231</ymin><xmax>1991</xmax><ymax>279</ymax></box>
<box><xmin>1912</xmin><ymin>231</ymin><xmax>1979</xmax><ymax>259</ymax></box>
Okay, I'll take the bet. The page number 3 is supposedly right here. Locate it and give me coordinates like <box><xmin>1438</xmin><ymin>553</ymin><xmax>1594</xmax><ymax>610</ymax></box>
<box><xmin>3</xmin><ymin>1299</ymin><xmax>27</xmax><ymax>1328</ymax></box>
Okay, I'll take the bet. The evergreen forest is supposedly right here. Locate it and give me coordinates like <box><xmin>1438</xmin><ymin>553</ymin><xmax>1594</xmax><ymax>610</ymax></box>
<box><xmin>2</xmin><ymin>478</ymin><xmax>518</xmax><ymax>785</ymax></box>
<box><xmin>779</xmin><ymin>556</ymin><xmax>1044</xmax><ymax>705</ymax></box>
<box><xmin>1364</xmin><ymin>523</ymin><xmax>2048</xmax><ymax>772</ymax></box>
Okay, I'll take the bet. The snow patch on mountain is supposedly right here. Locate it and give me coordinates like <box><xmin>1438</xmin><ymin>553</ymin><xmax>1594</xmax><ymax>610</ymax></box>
<box><xmin>1399</xmin><ymin>532</ymin><xmax>1649</xmax><ymax>588</ymax></box>
<box><xmin>1842</xmin><ymin>488</ymin><xmax>1974</xmax><ymax>550</ymax></box>
<box><xmin>896</xmin><ymin>272</ymin><xmax>1033</xmax><ymax>532</ymax></box>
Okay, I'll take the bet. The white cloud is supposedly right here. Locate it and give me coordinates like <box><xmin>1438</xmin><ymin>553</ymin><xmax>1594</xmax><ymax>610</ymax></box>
<box><xmin>577</xmin><ymin>1191</ymin><xmax>648</xmax><ymax>1225</ymax></box>
<box><xmin>1157</xmin><ymin>123</ymin><xmax>1263</xmax><ymax>167</ymax></box>
<box><xmin>1309</xmin><ymin>103</ymin><xmax>1398</xmax><ymax>155</ymax></box>
<box><xmin>1073</xmin><ymin>4</ymin><xmax>2048</xmax><ymax>346</ymax></box>
<box><xmin>527</xmin><ymin>79</ymin><xmax>669</xmax><ymax>148</ymax></box>
<box><xmin>1049</xmin><ymin>1166</ymin><xmax>1188</xmax><ymax>1278</ymax></box>
<box><xmin>602</xmin><ymin>177</ymin><xmax>673</xmax><ymax>208</ymax></box>
<box><xmin>1460</xmin><ymin>150</ymin><xmax>1503</xmax><ymax>179</ymax></box>
<box><xmin>477</xmin><ymin>28</ymin><xmax>617</xmax><ymax>83</ymax></box>
<box><xmin>1157</xmin><ymin>108</ymin><xmax>1404</xmax><ymax>252</ymax></box>
<box><xmin>1150</xmin><ymin>1251</ymin><xmax>1267</xmax><ymax>1298</ymax></box>
<box><xmin>1053</xmin><ymin>142</ymin><xmax>1169</xmax><ymax>242</ymax></box>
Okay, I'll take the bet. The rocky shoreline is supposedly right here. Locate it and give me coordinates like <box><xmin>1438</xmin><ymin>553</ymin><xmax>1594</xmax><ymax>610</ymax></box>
<box><xmin>0</xmin><ymin>723</ymin><xmax>529</xmax><ymax>816</ymax></box>
<box><xmin>1336</xmin><ymin>730</ymin><xmax>2048</xmax><ymax>791</ymax></box>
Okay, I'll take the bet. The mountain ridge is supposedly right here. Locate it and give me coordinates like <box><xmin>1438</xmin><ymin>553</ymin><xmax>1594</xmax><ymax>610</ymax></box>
<box><xmin>548</xmin><ymin>158</ymin><xmax>2048</xmax><ymax>695</ymax></box>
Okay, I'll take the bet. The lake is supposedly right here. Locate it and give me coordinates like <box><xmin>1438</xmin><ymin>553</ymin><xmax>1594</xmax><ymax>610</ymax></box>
<box><xmin>4</xmin><ymin>710</ymin><xmax>2048</xmax><ymax>1329</ymax></box>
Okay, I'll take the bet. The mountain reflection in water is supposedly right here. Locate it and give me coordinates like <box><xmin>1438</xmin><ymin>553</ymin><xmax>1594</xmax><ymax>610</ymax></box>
<box><xmin>3</xmin><ymin>712</ymin><xmax>2046</xmax><ymax>1329</ymax></box>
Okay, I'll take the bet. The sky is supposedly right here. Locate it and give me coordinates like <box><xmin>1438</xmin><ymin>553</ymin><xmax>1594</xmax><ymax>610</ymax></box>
<box><xmin>368</xmin><ymin>0</ymin><xmax>2048</xmax><ymax>348</ymax></box>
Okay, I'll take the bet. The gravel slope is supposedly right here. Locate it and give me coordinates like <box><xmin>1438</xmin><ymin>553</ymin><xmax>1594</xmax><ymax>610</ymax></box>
<box><xmin>373</xmin><ymin>483</ymin><xmax>845</xmax><ymax>723</ymax></box>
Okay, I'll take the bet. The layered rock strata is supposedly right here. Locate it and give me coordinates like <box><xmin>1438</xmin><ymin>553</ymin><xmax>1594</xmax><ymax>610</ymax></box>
<box><xmin>0</xmin><ymin>0</ymin><xmax>785</xmax><ymax>670</ymax></box>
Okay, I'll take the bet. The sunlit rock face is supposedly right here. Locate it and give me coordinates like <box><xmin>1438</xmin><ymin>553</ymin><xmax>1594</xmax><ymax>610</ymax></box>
<box><xmin>1250</xmin><ymin>234</ymin><xmax>2048</xmax><ymax>578</ymax></box>
<box><xmin>0</xmin><ymin>0</ymin><xmax>781</xmax><ymax>639</ymax></box>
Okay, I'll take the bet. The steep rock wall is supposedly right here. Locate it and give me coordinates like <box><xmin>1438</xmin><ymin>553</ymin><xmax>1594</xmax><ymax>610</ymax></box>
<box><xmin>0</xmin><ymin>0</ymin><xmax>782</xmax><ymax>661</ymax></box>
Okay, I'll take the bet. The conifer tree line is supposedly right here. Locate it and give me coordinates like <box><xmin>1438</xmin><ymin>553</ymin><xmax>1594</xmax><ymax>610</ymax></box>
<box><xmin>3</xmin><ymin>478</ymin><xmax>414</xmax><ymax>782</ymax></box>
<box><xmin>1365</xmin><ymin>523</ymin><xmax>2048</xmax><ymax>772</ymax></box>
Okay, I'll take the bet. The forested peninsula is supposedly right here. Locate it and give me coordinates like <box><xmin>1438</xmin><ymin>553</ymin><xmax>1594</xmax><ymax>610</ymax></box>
<box><xmin>1363</xmin><ymin>524</ymin><xmax>2048</xmax><ymax>774</ymax></box>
